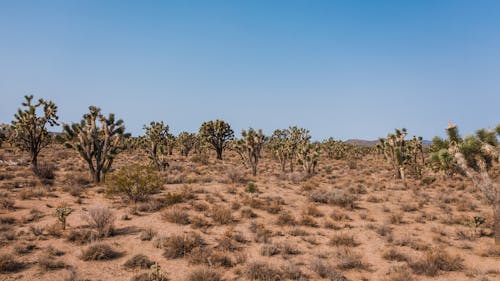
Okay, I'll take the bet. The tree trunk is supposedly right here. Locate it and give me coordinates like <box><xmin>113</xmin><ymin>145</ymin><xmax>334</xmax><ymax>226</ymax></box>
<box><xmin>216</xmin><ymin>147</ymin><xmax>223</xmax><ymax>160</ymax></box>
<box><xmin>495</xmin><ymin>205</ymin><xmax>500</xmax><ymax>246</ymax></box>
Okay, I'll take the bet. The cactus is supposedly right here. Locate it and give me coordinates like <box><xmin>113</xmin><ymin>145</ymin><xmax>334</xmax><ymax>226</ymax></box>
<box><xmin>438</xmin><ymin>123</ymin><xmax>499</xmax><ymax>245</ymax></box>
<box><xmin>63</xmin><ymin>106</ymin><xmax>129</xmax><ymax>183</ymax></box>
<box><xmin>377</xmin><ymin>128</ymin><xmax>424</xmax><ymax>186</ymax></box>
<box><xmin>143</xmin><ymin>121</ymin><xmax>171</xmax><ymax>170</ymax></box>
<box><xmin>199</xmin><ymin>120</ymin><xmax>234</xmax><ymax>160</ymax></box>
<box><xmin>232</xmin><ymin>128</ymin><xmax>267</xmax><ymax>176</ymax></box>
<box><xmin>9</xmin><ymin>95</ymin><xmax>59</xmax><ymax>171</ymax></box>
<box><xmin>269</xmin><ymin>129</ymin><xmax>291</xmax><ymax>172</ymax></box>
<box><xmin>297</xmin><ymin>141</ymin><xmax>320</xmax><ymax>176</ymax></box>
<box><xmin>55</xmin><ymin>204</ymin><xmax>72</xmax><ymax>230</ymax></box>
<box><xmin>287</xmin><ymin>126</ymin><xmax>310</xmax><ymax>172</ymax></box>
<box><xmin>177</xmin><ymin>132</ymin><xmax>197</xmax><ymax>157</ymax></box>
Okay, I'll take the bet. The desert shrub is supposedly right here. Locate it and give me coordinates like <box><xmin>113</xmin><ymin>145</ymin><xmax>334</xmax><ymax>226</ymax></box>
<box><xmin>139</xmin><ymin>228</ymin><xmax>156</xmax><ymax>241</ymax></box>
<box><xmin>300</xmin><ymin>215</ymin><xmax>318</xmax><ymax>227</ymax></box>
<box><xmin>281</xmin><ymin>263</ymin><xmax>308</xmax><ymax>280</ymax></box>
<box><xmin>0</xmin><ymin>197</ymin><xmax>15</xmax><ymax>210</ymax></box>
<box><xmin>310</xmin><ymin>259</ymin><xmax>348</xmax><ymax>280</ymax></box>
<box><xmin>221</xmin><ymin>167</ymin><xmax>246</xmax><ymax>184</ymax></box>
<box><xmin>260</xmin><ymin>243</ymin><xmax>281</xmax><ymax>256</ymax></box>
<box><xmin>309</xmin><ymin>190</ymin><xmax>357</xmax><ymax>209</ymax></box>
<box><xmin>82</xmin><ymin>205</ymin><xmax>115</xmax><ymax>237</ymax></box>
<box><xmin>246</xmin><ymin>181</ymin><xmax>258</xmax><ymax>193</ymax></box>
<box><xmin>329</xmin><ymin>233</ymin><xmax>359</xmax><ymax>247</ymax></box>
<box><xmin>37</xmin><ymin>252</ymin><xmax>66</xmax><ymax>271</ymax></box>
<box><xmin>249</xmin><ymin>222</ymin><xmax>272</xmax><ymax>243</ymax></box>
<box><xmin>382</xmin><ymin>248</ymin><xmax>409</xmax><ymax>262</ymax></box>
<box><xmin>0</xmin><ymin>254</ymin><xmax>24</xmax><ymax>273</ymax></box>
<box><xmin>211</xmin><ymin>205</ymin><xmax>234</xmax><ymax>224</ymax></box>
<box><xmin>106</xmin><ymin>164</ymin><xmax>163</xmax><ymax>203</ymax></box>
<box><xmin>188</xmin><ymin>247</ymin><xmax>234</xmax><ymax>268</ymax></box>
<box><xmin>187</xmin><ymin>266</ymin><xmax>223</xmax><ymax>281</ymax></box>
<box><xmin>123</xmin><ymin>254</ymin><xmax>154</xmax><ymax>269</ymax></box>
<box><xmin>163</xmin><ymin>232</ymin><xmax>204</xmax><ymax>259</ymax></box>
<box><xmin>162</xmin><ymin>207</ymin><xmax>190</xmax><ymax>225</ymax></box>
<box><xmin>385</xmin><ymin>265</ymin><xmax>415</xmax><ymax>281</ymax></box>
<box><xmin>410</xmin><ymin>249</ymin><xmax>464</xmax><ymax>276</ymax></box>
<box><xmin>336</xmin><ymin>248</ymin><xmax>370</xmax><ymax>270</ymax></box>
<box><xmin>14</xmin><ymin>242</ymin><xmax>36</xmax><ymax>255</ymax></box>
<box><xmin>245</xmin><ymin>261</ymin><xmax>283</xmax><ymax>281</ymax></box>
<box><xmin>34</xmin><ymin>162</ymin><xmax>56</xmax><ymax>180</ymax></box>
<box><xmin>66</xmin><ymin>228</ymin><xmax>95</xmax><ymax>244</ymax></box>
<box><xmin>276</xmin><ymin>211</ymin><xmax>297</xmax><ymax>226</ymax></box>
<box><xmin>161</xmin><ymin>192</ymin><xmax>185</xmax><ymax>207</ymax></box>
<box><xmin>80</xmin><ymin>243</ymin><xmax>120</xmax><ymax>261</ymax></box>
<box><xmin>130</xmin><ymin>263</ymin><xmax>168</xmax><ymax>281</ymax></box>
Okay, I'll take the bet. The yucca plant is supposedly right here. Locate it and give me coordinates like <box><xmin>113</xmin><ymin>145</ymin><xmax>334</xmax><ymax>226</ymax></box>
<box><xmin>232</xmin><ymin>128</ymin><xmax>267</xmax><ymax>176</ymax></box>
<box><xmin>199</xmin><ymin>120</ymin><xmax>234</xmax><ymax>160</ymax></box>
<box><xmin>63</xmin><ymin>106</ymin><xmax>129</xmax><ymax>183</ymax></box>
<box><xmin>438</xmin><ymin>123</ymin><xmax>499</xmax><ymax>245</ymax></box>
<box><xmin>143</xmin><ymin>121</ymin><xmax>171</xmax><ymax>170</ymax></box>
<box><xmin>177</xmin><ymin>132</ymin><xmax>197</xmax><ymax>157</ymax></box>
<box><xmin>9</xmin><ymin>95</ymin><xmax>59</xmax><ymax>171</ymax></box>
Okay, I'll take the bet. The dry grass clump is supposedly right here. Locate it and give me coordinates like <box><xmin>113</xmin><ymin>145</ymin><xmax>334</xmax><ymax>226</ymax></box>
<box><xmin>410</xmin><ymin>249</ymin><xmax>464</xmax><ymax>276</ymax></box>
<box><xmin>123</xmin><ymin>254</ymin><xmax>154</xmax><ymax>269</ymax></box>
<box><xmin>276</xmin><ymin>211</ymin><xmax>297</xmax><ymax>226</ymax></box>
<box><xmin>335</xmin><ymin>248</ymin><xmax>370</xmax><ymax>270</ymax></box>
<box><xmin>249</xmin><ymin>222</ymin><xmax>272</xmax><ymax>243</ymax></box>
<box><xmin>139</xmin><ymin>227</ymin><xmax>156</xmax><ymax>241</ymax></box>
<box><xmin>66</xmin><ymin>228</ymin><xmax>95</xmax><ymax>244</ymax></box>
<box><xmin>211</xmin><ymin>205</ymin><xmax>234</xmax><ymax>224</ymax></box>
<box><xmin>329</xmin><ymin>233</ymin><xmax>359</xmax><ymax>247</ymax></box>
<box><xmin>310</xmin><ymin>258</ymin><xmax>348</xmax><ymax>280</ymax></box>
<box><xmin>163</xmin><ymin>232</ymin><xmax>204</xmax><ymax>259</ymax></box>
<box><xmin>188</xmin><ymin>247</ymin><xmax>235</xmax><ymax>268</ymax></box>
<box><xmin>0</xmin><ymin>253</ymin><xmax>24</xmax><ymax>273</ymax></box>
<box><xmin>80</xmin><ymin>243</ymin><xmax>120</xmax><ymax>261</ymax></box>
<box><xmin>382</xmin><ymin>247</ymin><xmax>409</xmax><ymax>262</ymax></box>
<box><xmin>162</xmin><ymin>206</ymin><xmax>190</xmax><ymax>225</ymax></box>
<box><xmin>281</xmin><ymin>263</ymin><xmax>308</xmax><ymax>280</ymax></box>
<box><xmin>245</xmin><ymin>261</ymin><xmax>283</xmax><ymax>281</ymax></box>
<box><xmin>309</xmin><ymin>189</ymin><xmax>357</xmax><ymax>209</ymax></box>
<box><xmin>81</xmin><ymin>205</ymin><xmax>115</xmax><ymax>237</ymax></box>
<box><xmin>37</xmin><ymin>252</ymin><xmax>66</xmax><ymax>271</ymax></box>
<box><xmin>187</xmin><ymin>266</ymin><xmax>223</xmax><ymax>281</ymax></box>
<box><xmin>14</xmin><ymin>242</ymin><xmax>36</xmax><ymax>254</ymax></box>
<box><xmin>221</xmin><ymin>167</ymin><xmax>246</xmax><ymax>184</ymax></box>
<box><xmin>385</xmin><ymin>265</ymin><xmax>416</xmax><ymax>281</ymax></box>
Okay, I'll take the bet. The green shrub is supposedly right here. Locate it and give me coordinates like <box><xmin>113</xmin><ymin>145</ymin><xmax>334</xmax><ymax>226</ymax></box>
<box><xmin>106</xmin><ymin>164</ymin><xmax>163</xmax><ymax>203</ymax></box>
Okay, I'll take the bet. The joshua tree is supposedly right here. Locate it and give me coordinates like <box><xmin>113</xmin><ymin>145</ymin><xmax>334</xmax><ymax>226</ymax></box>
<box><xmin>9</xmin><ymin>95</ymin><xmax>59</xmax><ymax>171</ymax></box>
<box><xmin>0</xmin><ymin>124</ymin><xmax>7</xmax><ymax>148</ymax></box>
<box><xmin>297</xmin><ymin>141</ymin><xmax>320</xmax><ymax>176</ymax></box>
<box><xmin>377</xmin><ymin>128</ymin><xmax>424</xmax><ymax>186</ymax></box>
<box><xmin>55</xmin><ymin>204</ymin><xmax>72</xmax><ymax>230</ymax></box>
<box><xmin>199</xmin><ymin>120</ymin><xmax>234</xmax><ymax>160</ymax></box>
<box><xmin>436</xmin><ymin>123</ymin><xmax>499</xmax><ymax>245</ymax></box>
<box><xmin>232</xmin><ymin>128</ymin><xmax>267</xmax><ymax>176</ymax></box>
<box><xmin>177</xmin><ymin>132</ymin><xmax>197</xmax><ymax>157</ymax></box>
<box><xmin>269</xmin><ymin>129</ymin><xmax>291</xmax><ymax>172</ymax></box>
<box><xmin>287</xmin><ymin>126</ymin><xmax>311</xmax><ymax>172</ymax></box>
<box><xmin>143</xmin><ymin>121</ymin><xmax>170</xmax><ymax>170</ymax></box>
<box><xmin>63</xmin><ymin>106</ymin><xmax>129</xmax><ymax>183</ymax></box>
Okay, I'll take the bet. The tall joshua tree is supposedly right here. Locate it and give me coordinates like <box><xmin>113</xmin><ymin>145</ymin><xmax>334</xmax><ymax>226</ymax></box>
<box><xmin>10</xmin><ymin>95</ymin><xmax>59</xmax><ymax>171</ymax></box>
<box><xmin>177</xmin><ymin>132</ymin><xmax>197</xmax><ymax>157</ymax></box>
<box><xmin>436</xmin><ymin>123</ymin><xmax>499</xmax><ymax>245</ymax></box>
<box><xmin>143</xmin><ymin>121</ymin><xmax>170</xmax><ymax>170</ymax></box>
<box><xmin>199</xmin><ymin>120</ymin><xmax>234</xmax><ymax>160</ymax></box>
<box><xmin>287</xmin><ymin>126</ymin><xmax>311</xmax><ymax>172</ymax></box>
<box><xmin>269</xmin><ymin>129</ymin><xmax>291</xmax><ymax>172</ymax></box>
<box><xmin>63</xmin><ymin>106</ymin><xmax>128</xmax><ymax>183</ymax></box>
<box><xmin>233</xmin><ymin>128</ymin><xmax>267</xmax><ymax>176</ymax></box>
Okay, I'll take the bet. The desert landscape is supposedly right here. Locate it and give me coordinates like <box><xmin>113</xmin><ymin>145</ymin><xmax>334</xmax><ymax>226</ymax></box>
<box><xmin>0</xmin><ymin>96</ymin><xmax>498</xmax><ymax>281</ymax></box>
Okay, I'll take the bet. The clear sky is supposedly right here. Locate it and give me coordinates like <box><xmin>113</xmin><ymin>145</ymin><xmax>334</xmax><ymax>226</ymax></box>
<box><xmin>0</xmin><ymin>0</ymin><xmax>498</xmax><ymax>140</ymax></box>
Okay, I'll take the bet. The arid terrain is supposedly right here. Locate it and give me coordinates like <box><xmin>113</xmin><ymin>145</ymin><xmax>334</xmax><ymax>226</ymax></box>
<box><xmin>0</xmin><ymin>143</ymin><xmax>499</xmax><ymax>281</ymax></box>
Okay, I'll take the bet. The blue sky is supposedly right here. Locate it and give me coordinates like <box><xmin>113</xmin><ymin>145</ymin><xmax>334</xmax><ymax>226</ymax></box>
<box><xmin>0</xmin><ymin>0</ymin><xmax>499</xmax><ymax>140</ymax></box>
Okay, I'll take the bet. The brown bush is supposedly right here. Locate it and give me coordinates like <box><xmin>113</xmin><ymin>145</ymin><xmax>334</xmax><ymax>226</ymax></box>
<box><xmin>123</xmin><ymin>254</ymin><xmax>154</xmax><ymax>269</ymax></box>
<box><xmin>163</xmin><ymin>232</ymin><xmax>204</xmax><ymax>259</ymax></box>
<box><xmin>410</xmin><ymin>249</ymin><xmax>463</xmax><ymax>276</ymax></box>
<box><xmin>80</xmin><ymin>243</ymin><xmax>120</xmax><ymax>261</ymax></box>
<box><xmin>329</xmin><ymin>233</ymin><xmax>359</xmax><ymax>247</ymax></box>
<box><xmin>81</xmin><ymin>205</ymin><xmax>115</xmax><ymax>237</ymax></box>
<box><xmin>211</xmin><ymin>205</ymin><xmax>234</xmax><ymax>225</ymax></box>
<box><xmin>162</xmin><ymin>207</ymin><xmax>190</xmax><ymax>225</ymax></box>
<box><xmin>187</xmin><ymin>266</ymin><xmax>223</xmax><ymax>281</ymax></box>
<box><xmin>309</xmin><ymin>190</ymin><xmax>357</xmax><ymax>209</ymax></box>
<box><xmin>0</xmin><ymin>254</ymin><xmax>24</xmax><ymax>273</ymax></box>
<box><xmin>245</xmin><ymin>261</ymin><xmax>283</xmax><ymax>281</ymax></box>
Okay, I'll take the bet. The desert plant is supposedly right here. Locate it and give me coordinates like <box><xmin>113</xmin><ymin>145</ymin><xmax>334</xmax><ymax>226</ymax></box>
<box><xmin>123</xmin><ymin>254</ymin><xmax>154</xmax><ymax>269</ymax></box>
<box><xmin>287</xmin><ymin>126</ymin><xmax>311</xmax><ymax>172</ymax></box>
<box><xmin>9</xmin><ymin>95</ymin><xmax>59</xmax><ymax>171</ymax></box>
<box><xmin>55</xmin><ymin>204</ymin><xmax>72</xmax><ymax>230</ymax></box>
<box><xmin>63</xmin><ymin>106</ymin><xmax>129</xmax><ymax>183</ymax></box>
<box><xmin>378</xmin><ymin>128</ymin><xmax>424</xmax><ymax>186</ymax></box>
<box><xmin>163</xmin><ymin>232</ymin><xmax>204</xmax><ymax>259</ymax></box>
<box><xmin>82</xmin><ymin>205</ymin><xmax>115</xmax><ymax>237</ymax></box>
<box><xmin>269</xmin><ymin>129</ymin><xmax>291</xmax><ymax>172</ymax></box>
<box><xmin>0</xmin><ymin>253</ymin><xmax>24</xmax><ymax>273</ymax></box>
<box><xmin>177</xmin><ymin>132</ymin><xmax>198</xmax><ymax>157</ymax></box>
<box><xmin>187</xmin><ymin>267</ymin><xmax>223</xmax><ymax>281</ymax></box>
<box><xmin>297</xmin><ymin>141</ymin><xmax>320</xmax><ymax>176</ymax></box>
<box><xmin>199</xmin><ymin>120</ymin><xmax>234</xmax><ymax>160</ymax></box>
<box><xmin>143</xmin><ymin>121</ymin><xmax>172</xmax><ymax>170</ymax></box>
<box><xmin>80</xmin><ymin>243</ymin><xmax>119</xmax><ymax>261</ymax></box>
<box><xmin>106</xmin><ymin>164</ymin><xmax>163</xmax><ymax>203</ymax></box>
<box><xmin>232</xmin><ymin>128</ymin><xmax>267</xmax><ymax>176</ymax></box>
<box><xmin>435</xmin><ymin>123</ymin><xmax>499</xmax><ymax>245</ymax></box>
